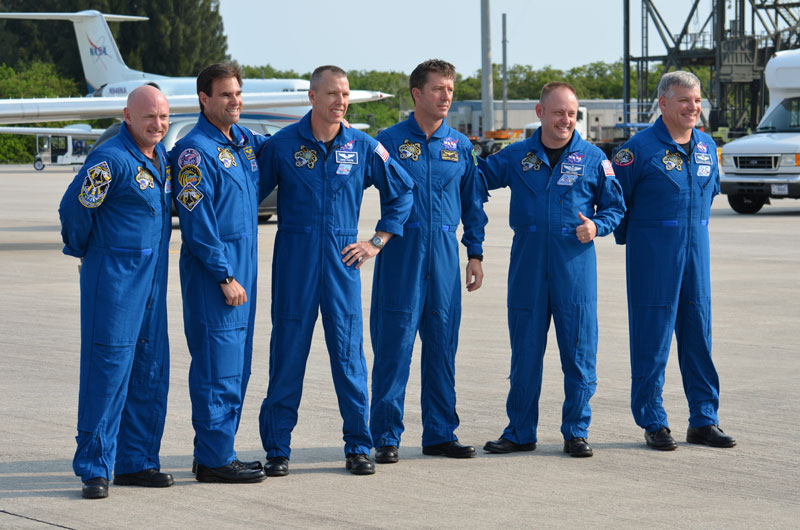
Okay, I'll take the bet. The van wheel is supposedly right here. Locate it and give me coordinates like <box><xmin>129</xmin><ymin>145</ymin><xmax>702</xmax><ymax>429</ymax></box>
<box><xmin>727</xmin><ymin>194</ymin><xmax>765</xmax><ymax>214</ymax></box>
<box><xmin>33</xmin><ymin>158</ymin><xmax>45</xmax><ymax>171</ymax></box>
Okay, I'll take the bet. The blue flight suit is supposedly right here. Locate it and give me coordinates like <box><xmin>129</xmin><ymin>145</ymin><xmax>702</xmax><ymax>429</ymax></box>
<box><xmin>612</xmin><ymin>116</ymin><xmax>721</xmax><ymax>432</ymax></box>
<box><xmin>170</xmin><ymin>113</ymin><xmax>265</xmax><ymax>468</ymax></box>
<box><xmin>370</xmin><ymin>114</ymin><xmax>488</xmax><ymax>448</ymax></box>
<box><xmin>257</xmin><ymin>111</ymin><xmax>414</xmax><ymax>459</ymax></box>
<box><xmin>478</xmin><ymin>129</ymin><xmax>624</xmax><ymax>443</ymax></box>
<box><xmin>59</xmin><ymin>122</ymin><xmax>172</xmax><ymax>481</ymax></box>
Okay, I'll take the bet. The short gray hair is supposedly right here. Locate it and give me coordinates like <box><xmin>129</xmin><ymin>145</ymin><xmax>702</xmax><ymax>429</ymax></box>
<box><xmin>657</xmin><ymin>71</ymin><xmax>700</xmax><ymax>98</ymax></box>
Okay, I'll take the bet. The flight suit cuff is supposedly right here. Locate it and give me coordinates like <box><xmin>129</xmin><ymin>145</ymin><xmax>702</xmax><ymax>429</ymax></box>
<box><xmin>465</xmin><ymin>243</ymin><xmax>483</xmax><ymax>256</ymax></box>
<box><xmin>375</xmin><ymin>220</ymin><xmax>403</xmax><ymax>237</ymax></box>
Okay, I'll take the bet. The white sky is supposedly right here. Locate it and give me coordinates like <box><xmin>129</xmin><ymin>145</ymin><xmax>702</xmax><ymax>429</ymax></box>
<box><xmin>219</xmin><ymin>0</ymin><xmax>723</xmax><ymax>76</ymax></box>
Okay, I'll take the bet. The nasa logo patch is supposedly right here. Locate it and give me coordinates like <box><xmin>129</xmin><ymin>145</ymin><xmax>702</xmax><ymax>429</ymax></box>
<box><xmin>442</xmin><ymin>137</ymin><xmax>458</xmax><ymax>150</ymax></box>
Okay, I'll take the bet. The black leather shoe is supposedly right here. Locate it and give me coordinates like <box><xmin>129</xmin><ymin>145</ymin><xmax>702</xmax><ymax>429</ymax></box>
<box><xmin>195</xmin><ymin>460</ymin><xmax>267</xmax><ymax>483</ymax></box>
<box><xmin>687</xmin><ymin>424</ymin><xmax>737</xmax><ymax>448</ymax></box>
<box><xmin>265</xmin><ymin>456</ymin><xmax>289</xmax><ymax>477</ymax></box>
<box><xmin>345</xmin><ymin>453</ymin><xmax>375</xmax><ymax>475</ymax></box>
<box><xmin>374</xmin><ymin>445</ymin><xmax>399</xmax><ymax>464</ymax></box>
<box><xmin>483</xmin><ymin>437</ymin><xmax>536</xmax><ymax>454</ymax></box>
<box><xmin>645</xmin><ymin>427</ymin><xmax>678</xmax><ymax>451</ymax></box>
<box><xmin>422</xmin><ymin>441</ymin><xmax>476</xmax><ymax>458</ymax></box>
<box><xmin>82</xmin><ymin>477</ymin><xmax>109</xmax><ymax>499</ymax></box>
<box><xmin>563</xmin><ymin>437</ymin><xmax>593</xmax><ymax>457</ymax></box>
<box><xmin>193</xmin><ymin>457</ymin><xmax>261</xmax><ymax>474</ymax></box>
<box><xmin>113</xmin><ymin>468</ymin><xmax>174</xmax><ymax>487</ymax></box>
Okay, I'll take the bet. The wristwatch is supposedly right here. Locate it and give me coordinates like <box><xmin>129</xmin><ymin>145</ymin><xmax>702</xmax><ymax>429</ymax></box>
<box><xmin>370</xmin><ymin>235</ymin><xmax>385</xmax><ymax>249</ymax></box>
<box><xmin>219</xmin><ymin>276</ymin><xmax>235</xmax><ymax>285</ymax></box>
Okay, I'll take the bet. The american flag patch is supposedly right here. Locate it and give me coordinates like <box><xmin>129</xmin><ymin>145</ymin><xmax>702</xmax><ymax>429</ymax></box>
<box><xmin>375</xmin><ymin>142</ymin><xmax>389</xmax><ymax>163</ymax></box>
<box><xmin>602</xmin><ymin>160</ymin><xmax>615</xmax><ymax>177</ymax></box>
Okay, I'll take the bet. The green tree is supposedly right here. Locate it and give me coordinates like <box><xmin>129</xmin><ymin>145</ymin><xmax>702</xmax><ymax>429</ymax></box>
<box><xmin>0</xmin><ymin>0</ymin><xmax>228</xmax><ymax>89</ymax></box>
<box><xmin>0</xmin><ymin>61</ymin><xmax>82</xmax><ymax>163</ymax></box>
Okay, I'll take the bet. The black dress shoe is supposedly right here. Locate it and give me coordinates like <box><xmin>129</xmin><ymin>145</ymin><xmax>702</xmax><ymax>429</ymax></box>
<box><xmin>193</xmin><ymin>457</ymin><xmax>261</xmax><ymax>474</ymax></box>
<box><xmin>375</xmin><ymin>445</ymin><xmax>399</xmax><ymax>464</ymax></box>
<box><xmin>113</xmin><ymin>468</ymin><xmax>174</xmax><ymax>487</ymax></box>
<box><xmin>563</xmin><ymin>437</ymin><xmax>593</xmax><ymax>457</ymax></box>
<box><xmin>265</xmin><ymin>456</ymin><xmax>289</xmax><ymax>477</ymax></box>
<box><xmin>483</xmin><ymin>437</ymin><xmax>536</xmax><ymax>454</ymax></box>
<box><xmin>82</xmin><ymin>477</ymin><xmax>109</xmax><ymax>499</ymax></box>
<box><xmin>422</xmin><ymin>441</ymin><xmax>476</xmax><ymax>458</ymax></box>
<box><xmin>687</xmin><ymin>424</ymin><xmax>737</xmax><ymax>448</ymax></box>
<box><xmin>345</xmin><ymin>453</ymin><xmax>375</xmax><ymax>475</ymax></box>
<box><xmin>645</xmin><ymin>427</ymin><xmax>678</xmax><ymax>451</ymax></box>
<box><xmin>195</xmin><ymin>460</ymin><xmax>267</xmax><ymax>483</ymax></box>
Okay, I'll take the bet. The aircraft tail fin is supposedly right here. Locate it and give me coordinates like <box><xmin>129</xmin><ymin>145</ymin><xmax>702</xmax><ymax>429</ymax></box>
<box><xmin>0</xmin><ymin>10</ymin><xmax>153</xmax><ymax>93</ymax></box>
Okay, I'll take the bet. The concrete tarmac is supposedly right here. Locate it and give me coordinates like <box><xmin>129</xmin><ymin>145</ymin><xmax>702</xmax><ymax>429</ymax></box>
<box><xmin>0</xmin><ymin>163</ymin><xmax>797</xmax><ymax>529</ymax></box>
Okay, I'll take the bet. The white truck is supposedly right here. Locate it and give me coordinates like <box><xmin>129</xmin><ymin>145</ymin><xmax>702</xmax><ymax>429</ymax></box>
<box><xmin>720</xmin><ymin>49</ymin><xmax>800</xmax><ymax>213</ymax></box>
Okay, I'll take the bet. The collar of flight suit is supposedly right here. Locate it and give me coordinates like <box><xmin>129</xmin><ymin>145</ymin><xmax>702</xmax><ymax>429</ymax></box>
<box><xmin>652</xmin><ymin>116</ymin><xmax>702</xmax><ymax>156</ymax></box>
<box><xmin>406</xmin><ymin>112</ymin><xmax>449</xmax><ymax>141</ymax></box>
<box><xmin>297</xmin><ymin>110</ymin><xmax>357</xmax><ymax>153</ymax></box>
<box><xmin>196</xmin><ymin>111</ymin><xmax>249</xmax><ymax>150</ymax></box>
<box><xmin>527</xmin><ymin>126</ymin><xmax>585</xmax><ymax>170</ymax></box>
<box><xmin>118</xmin><ymin>121</ymin><xmax>166</xmax><ymax>184</ymax></box>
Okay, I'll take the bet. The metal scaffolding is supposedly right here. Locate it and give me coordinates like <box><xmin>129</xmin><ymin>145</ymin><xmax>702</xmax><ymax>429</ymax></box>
<box><xmin>623</xmin><ymin>0</ymin><xmax>800</xmax><ymax>137</ymax></box>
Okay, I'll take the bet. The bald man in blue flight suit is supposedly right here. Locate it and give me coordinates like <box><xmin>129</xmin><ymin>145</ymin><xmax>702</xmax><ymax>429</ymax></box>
<box><xmin>257</xmin><ymin>65</ymin><xmax>414</xmax><ymax>476</ymax></box>
<box><xmin>613</xmin><ymin>71</ymin><xmax>736</xmax><ymax>451</ymax></box>
<box><xmin>171</xmin><ymin>63</ymin><xmax>267</xmax><ymax>483</ymax></box>
<box><xmin>370</xmin><ymin>59</ymin><xmax>488</xmax><ymax>464</ymax></box>
<box><xmin>60</xmin><ymin>85</ymin><xmax>174</xmax><ymax>499</ymax></box>
<box><xmin>479</xmin><ymin>82</ymin><xmax>625</xmax><ymax>458</ymax></box>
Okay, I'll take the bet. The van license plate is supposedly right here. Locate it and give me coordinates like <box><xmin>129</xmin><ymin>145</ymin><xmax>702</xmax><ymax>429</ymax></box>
<box><xmin>771</xmin><ymin>184</ymin><xmax>788</xmax><ymax>195</ymax></box>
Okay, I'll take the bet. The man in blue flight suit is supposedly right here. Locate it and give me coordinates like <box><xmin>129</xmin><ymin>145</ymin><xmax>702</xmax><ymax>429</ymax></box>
<box><xmin>60</xmin><ymin>85</ymin><xmax>174</xmax><ymax>499</ymax></box>
<box><xmin>612</xmin><ymin>71</ymin><xmax>736</xmax><ymax>451</ymax></box>
<box><xmin>170</xmin><ymin>63</ymin><xmax>267</xmax><ymax>483</ymax></box>
<box><xmin>479</xmin><ymin>82</ymin><xmax>625</xmax><ymax>457</ymax></box>
<box><xmin>257</xmin><ymin>65</ymin><xmax>414</xmax><ymax>476</ymax></box>
<box><xmin>370</xmin><ymin>59</ymin><xmax>487</xmax><ymax>464</ymax></box>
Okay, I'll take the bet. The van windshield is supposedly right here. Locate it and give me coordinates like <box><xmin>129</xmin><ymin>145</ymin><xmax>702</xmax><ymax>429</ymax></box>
<box><xmin>757</xmin><ymin>97</ymin><xmax>800</xmax><ymax>132</ymax></box>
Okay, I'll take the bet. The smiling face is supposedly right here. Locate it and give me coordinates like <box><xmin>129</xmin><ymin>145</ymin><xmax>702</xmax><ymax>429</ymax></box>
<box><xmin>535</xmin><ymin>86</ymin><xmax>578</xmax><ymax>149</ymax></box>
<box><xmin>124</xmin><ymin>85</ymin><xmax>169</xmax><ymax>156</ymax></box>
<box><xmin>412</xmin><ymin>72</ymin><xmax>454</xmax><ymax>123</ymax></box>
<box><xmin>199</xmin><ymin>76</ymin><xmax>242</xmax><ymax>135</ymax></box>
<box><xmin>659</xmin><ymin>83</ymin><xmax>702</xmax><ymax>137</ymax></box>
<box><xmin>309</xmin><ymin>70</ymin><xmax>350</xmax><ymax>127</ymax></box>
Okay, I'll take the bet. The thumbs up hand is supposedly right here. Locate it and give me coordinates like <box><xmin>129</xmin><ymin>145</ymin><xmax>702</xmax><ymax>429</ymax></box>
<box><xmin>576</xmin><ymin>212</ymin><xmax>597</xmax><ymax>244</ymax></box>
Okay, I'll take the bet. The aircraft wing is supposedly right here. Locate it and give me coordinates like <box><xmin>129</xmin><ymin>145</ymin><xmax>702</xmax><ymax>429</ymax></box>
<box><xmin>0</xmin><ymin>90</ymin><xmax>392</xmax><ymax>125</ymax></box>
<box><xmin>0</xmin><ymin>125</ymin><xmax>105</xmax><ymax>138</ymax></box>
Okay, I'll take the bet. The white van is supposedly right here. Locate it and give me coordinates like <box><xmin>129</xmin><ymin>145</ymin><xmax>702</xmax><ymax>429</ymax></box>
<box><xmin>720</xmin><ymin>49</ymin><xmax>800</xmax><ymax>213</ymax></box>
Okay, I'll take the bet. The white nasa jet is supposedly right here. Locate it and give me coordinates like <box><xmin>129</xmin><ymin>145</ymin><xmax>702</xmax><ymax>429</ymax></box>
<box><xmin>0</xmin><ymin>10</ymin><xmax>390</xmax><ymax>125</ymax></box>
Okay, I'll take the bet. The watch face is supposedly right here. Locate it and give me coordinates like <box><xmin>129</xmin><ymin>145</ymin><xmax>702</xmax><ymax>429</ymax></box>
<box><xmin>371</xmin><ymin>237</ymin><xmax>384</xmax><ymax>248</ymax></box>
